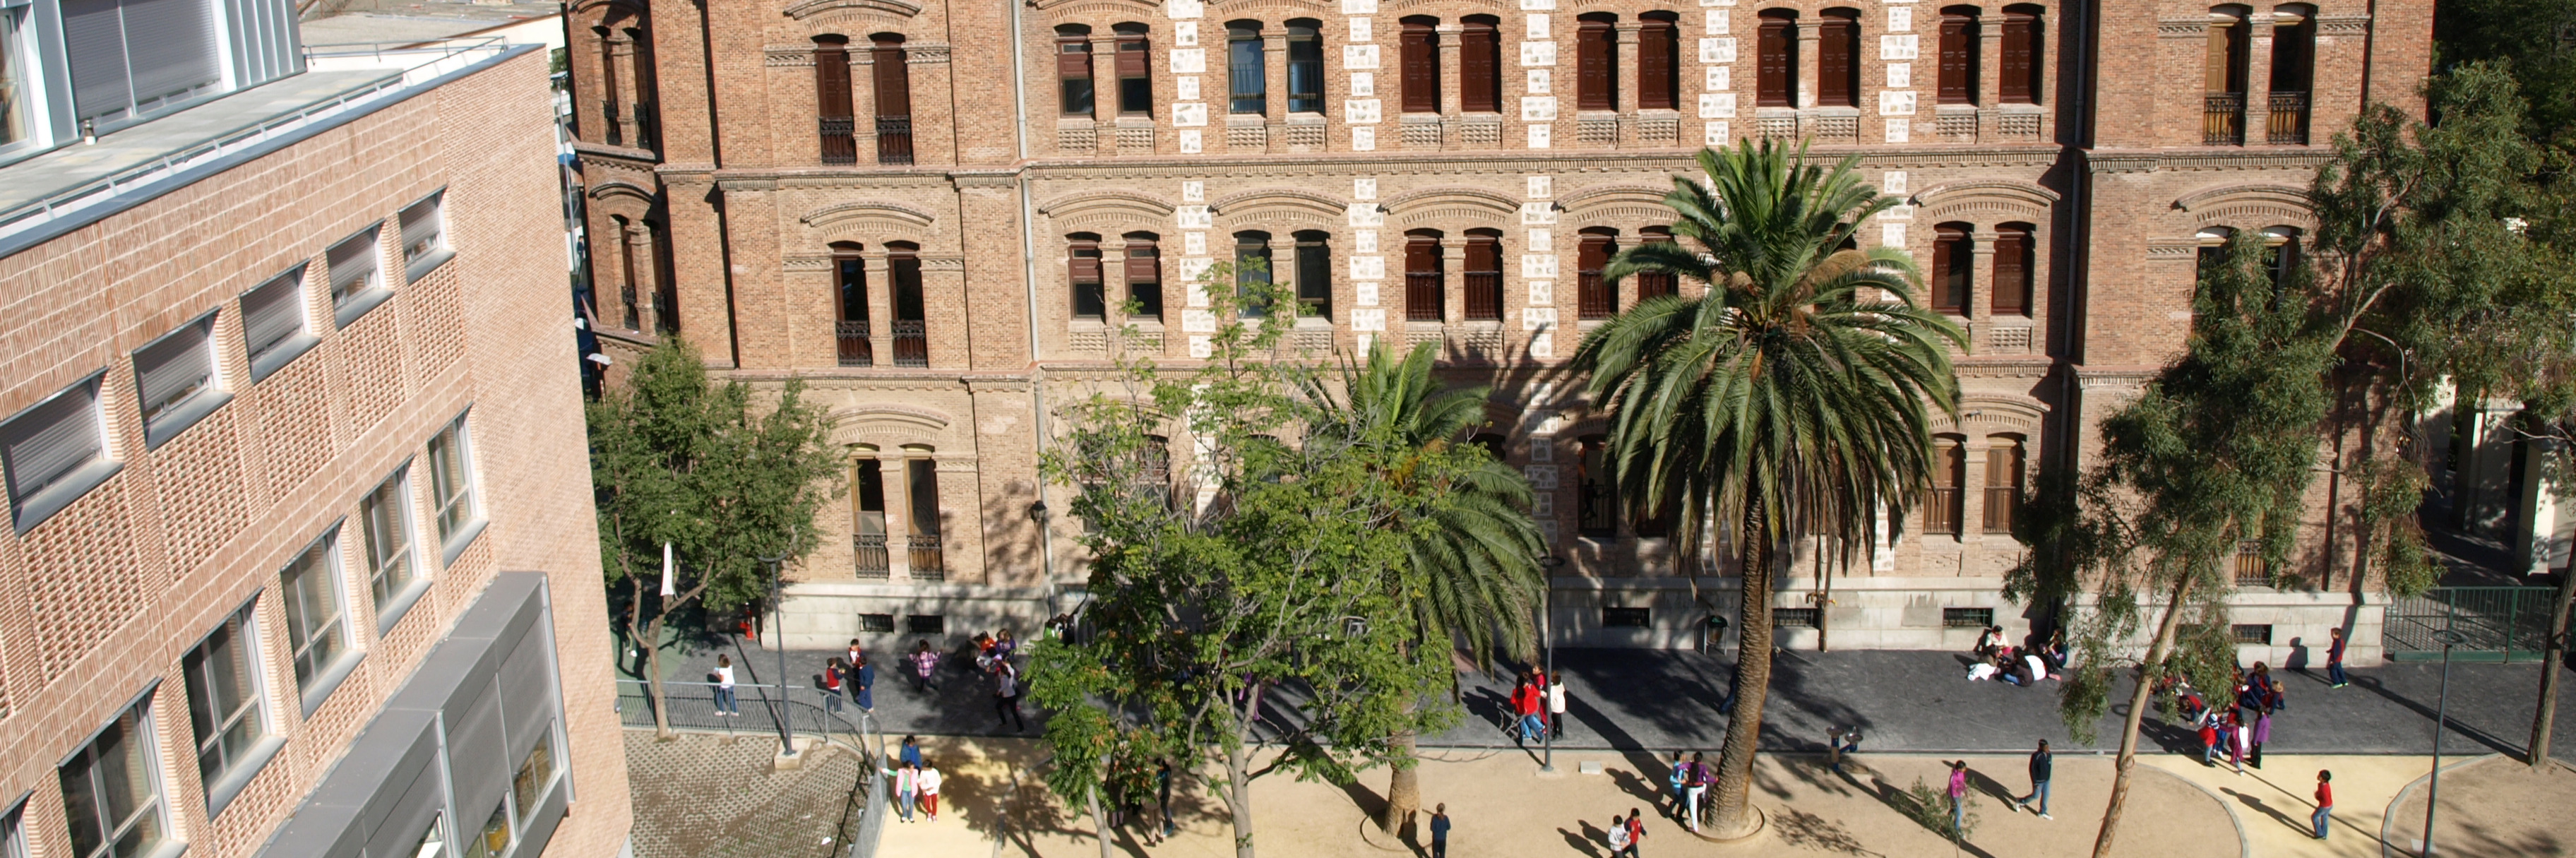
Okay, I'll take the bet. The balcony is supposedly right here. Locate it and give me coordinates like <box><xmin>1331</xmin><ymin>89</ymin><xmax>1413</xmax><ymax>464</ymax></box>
<box><xmin>907</xmin><ymin>535</ymin><xmax>944</xmax><ymax>581</ymax></box>
<box><xmin>2203</xmin><ymin>93</ymin><xmax>2246</xmax><ymax>146</ymax></box>
<box><xmin>835</xmin><ymin>319</ymin><xmax>872</xmax><ymax>367</ymax></box>
<box><xmin>852</xmin><ymin>534</ymin><xmax>888</xmax><ymax>578</ymax></box>
<box><xmin>891</xmin><ymin>320</ymin><xmax>928</xmax><ymax>367</ymax></box>
<box><xmin>820</xmin><ymin>116</ymin><xmax>857</xmax><ymax>165</ymax></box>
<box><xmin>876</xmin><ymin>116</ymin><xmax>914</xmax><ymax>165</ymax></box>
<box><xmin>2267</xmin><ymin>91</ymin><xmax>2309</xmax><ymax>145</ymax></box>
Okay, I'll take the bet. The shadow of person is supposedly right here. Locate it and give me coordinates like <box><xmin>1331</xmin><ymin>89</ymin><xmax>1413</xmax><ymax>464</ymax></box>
<box><xmin>1605</xmin><ymin>766</ymin><xmax>1666</xmax><ymax>806</ymax></box>
<box><xmin>1964</xmin><ymin>768</ymin><xmax>2019</xmax><ymax>804</ymax></box>
<box><xmin>1561</xmin><ymin>821</ymin><xmax>1607</xmax><ymax>857</ymax></box>
<box><xmin>2219</xmin><ymin>787</ymin><xmax>2308</xmax><ymax>835</ymax></box>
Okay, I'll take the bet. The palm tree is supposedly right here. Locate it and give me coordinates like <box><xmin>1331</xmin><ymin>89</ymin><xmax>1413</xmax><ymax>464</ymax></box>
<box><xmin>1571</xmin><ymin>140</ymin><xmax>1964</xmax><ymax>838</ymax></box>
<box><xmin>1306</xmin><ymin>341</ymin><xmax>1545</xmax><ymax>835</ymax></box>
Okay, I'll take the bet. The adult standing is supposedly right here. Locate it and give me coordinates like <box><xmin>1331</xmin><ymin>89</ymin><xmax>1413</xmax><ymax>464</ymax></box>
<box><xmin>854</xmin><ymin>653</ymin><xmax>876</xmax><ymax>715</ymax></box>
<box><xmin>1683</xmin><ymin>752</ymin><xmax>1710</xmax><ymax>833</ymax></box>
<box><xmin>2014</xmin><ymin>740</ymin><xmax>2053</xmax><ymax>819</ymax></box>
<box><xmin>1156</xmin><ymin>758</ymin><xmax>1177</xmax><ymax>842</ymax></box>
<box><xmin>2310</xmin><ymin>770</ymin><xmax>2333</xmax><ymax>840</ymax></box>
<box><xmin>995</xmin><ymin>661</ymin><xmax>1026</xmax><ymax>732</ymax></box>
<box><xmin>1946</xmin><ymin>761</ymin><xmax>1969</xmax><ymax>835</ymax></box>
<box><xmin>2325</xmin><ymin>627</ymin><xmax>2351</xmax><ymax>688</ymax></box>
<box><xmin>1548</xmin><ymin>672</ymin><xmax>1568</xmax><ymax>739</ymax></box>
<box><xmin>712</xmin><ymin>655</ymin><xmax>739</xmax><ymax>717</ymax></box>
<box><xmin>918</xmin><ymin>758</ymin><xmax>944</xmax><ymax>821</ymax></box>
<box><xmin>1429</xmin><ymin>803</ymin><xmax>1452</xmax><ymax>858</ymax></box>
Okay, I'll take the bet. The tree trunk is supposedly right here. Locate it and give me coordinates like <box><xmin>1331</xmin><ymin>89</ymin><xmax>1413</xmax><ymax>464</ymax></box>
<box><xmin>1224</xmin><ymin>739</ymin><xmax>1258</xmax><ymax>858</ymax></box>
<box><xmin>2531</xmin><ymin>566</ymin><xmax>2575</xmax><ymax>767</ymax></box>
<box><xmin>1705</xmin><ymin>506</ymin><xmax>1776</xmax><ymax>839</ymax></box>
<box><xmin>2091</xmin><ymin>573</ymin><xmax>2196</xmax><ymax>858</ymax></box>
<box><xmin>1381</xmin><ymin>720</ymin><xmax>1419</xmax><ymax>835</ymax></box>
<box><xmin>1088</xmin><ymin>785</ymin><xmax>1117</xmax><ymax>858</ymax></box>
<box><xmin>646</xmin><ymin>609</ymin><xmax>674</xmax><ymax>738</ymax></box>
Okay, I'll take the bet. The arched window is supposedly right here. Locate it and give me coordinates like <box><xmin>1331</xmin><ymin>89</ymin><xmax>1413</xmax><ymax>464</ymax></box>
<box><xmin>1931</xmin><ymin>222</ymin><xmax>1973</xmax><ymax>314</ymax></box>
<box><xmin>2195</xmin><ymin>226</ymin><xmax>2236</xmax><ymax>271</ymax></box>
<box><xmin>2000</xmin><ymin>5</ymin><xmax>2044</xmax><ymax>105</ymax></box>
<box><xmin>1640</xmin><ymin>12</ymin><xmax>1681</xmax><ymax>112</ymax></box>
<box><xmin>1818</xmin><ymin>8</ymin><xmax>1861</xmax><ymax>109</ymax></box>
<box><xmin>1139</xmin><ymin>434</ymin><xmax>1174</xmax><ymax>508</ymax></box>
<box><xmin>1287</xmin><ymin>20</ymin><xmax>1325</xmax><ymax>114</ymax></box>
<box><xmin>1991</xmin><ymin>222</ymin><xmax>2032</xmax><ymax>316</ymax></box>
<box><xmin>2203</xmin><ymin>6</ymin><xmax>2251</xmax><ymax>145</ymax></box>
<box><xmin>1578</xmin><ymin>434</ymin><xmax>1616</xmax><ymax>538</ymax></box>
<box><xmin>1293</xmin><ymin>230</ymin><xmax>1333</xmax><ymax>318</ymax></box>
<box><xmin>852</xmin><ymin>448</ymin><xmax>888</xmax><ymax>576</ymax></box>
<box><xmin>1578</xmin><ymin>228</ymin><xmax>1618</xmax><ymax>319</ymax></box>
<box><xmin>1402</xmin><ymin>17</ymin><xmax>1441</xmax><ymax>114</ymax></box>
<box><xmin>1227</xmin><ymin>22</ymin><xmax>1264</xmax><ymax>114</ymax></box>
<box><xmin>596</xmin><ymin>27</ymin><xmax>628</xmax><ymax>145</ymax></box>
<box><xmin>905</xmin><ymin>446</ymin><xmax>943</xmax><ymax>578</ymax></box>
<box><xmin>1236</xmin><ymin>231</ymin><xmax>1273</xmax><ymax>317</ymax></box>
<box><xmin>1756</xmin><ymin>10</ymin><xmax>1798</xmax><ymax>107</ymax></box>
<box><xmin>2267</xmin><ymin>4</ymin><xmax>2315</xmax><ymax>143</ymax></box>
<box><xmin>1983</xmin><ymin>435</ymin><xmax>2025</xmax><ymax>534</ymax></box>
<box><xmin>1635</xmin><ymin>227</ymin><xmax>1678</xmax><ymax>301</ymax></box>
<box><xmin>1926</xmin><ymin>435</ymin><xmax>1965</xmax><ymax>535</ymax></box>
<box><xmin>1068</xmin><ymin>233</ymin><xmax>1106</xmax><ymax>320</ymax></box>
<box><xmin>833</xmin><ymin>242</ymin><xmax>871</xmax><ymax>366</ymax></box>
<box><xmin>1464</xmin><ymin>230</ymin><xmax>1504</xmax><ymax>321</ymax></box>
<box><xmin>813</xmin><ymin>35</ymin><xmax>857</xmax><ymax>164</ymax></box>
<box><xmin>1462</xmin><ymin>16</ymin><xmax>1503</xmax><ymax>113</ymax></box>
<box><xmin>1405</xmin><ymin>230</ymin><xmax>1445</xmax><ymax>321</ymax></box>
<box><xmin>888</xmin><ymin>242</ymin><xmax>926</xmax><ymax>367</ymax></box>
<box><xmin>2262</xmin><ymin>226</ymin><xmax>2301</xmax><ymax>287</ymax></box>
<box><xmin>1116</xmin><ymin>23</ymin><xmax>1152</xmax><ymax>117</ymax></box>
<box><xmin>1125</xmin><ymin>232</ymin><xmax>1164</xmax><ymax>318</ymax></box>
<box><xmin>870</xmin><ymin>34</ymin><xmax>914</xmax><ymax>165</ymax></box>
<box><xmin>1577</xmin><ymin>14</ymin><xmax>1618</xmax><ymax>111</ymax></box>
<box><xmin>1057</xmin><ymin>25</ymin><xmax>1095</xmax><ymax>117</ymax></box>
<box><xmin>1938</xmin><ymin>6</ymin><xmax>1981</xmax><ymax>105</ymax></box>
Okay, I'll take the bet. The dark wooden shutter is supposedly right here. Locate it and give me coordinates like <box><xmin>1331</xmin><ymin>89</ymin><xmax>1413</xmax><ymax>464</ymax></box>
<box><xmin>1991</xmin><ymin>227</ymin><xmax>2031</xmax><ymax>315</ymax></box>
<box><xmin>816</xmin><ymin>44</ymin><xmax>854</xmax><ymax>117</ymax></box>
<box><xmin>1125</xmin><ymin>239</ymin><xmax>1163</xmax><ymax>317</ymax></box>
<box><xmin>1464</xmin><ymin>234</ymin><xmax>1502</xmax><ymax>320</ymax></box>
<box><xmin>1116</xmin><ymin>37</ymin><xmax>1148</xmax><ymax>78</ymax></box>
<box><xmin>872</xmin><ymin>41</ymin><xmax>910</xmax><ymax>116</ymax></box>
<box><xmin>1639</xmin><ymin>18</ymin><xmax>1676</xmax><ymax>110</ymax></box>
<box><xmin>1462</xmin><ymin>22</ymin><xmax>1499</xmax><ymax>112</ymax></box>
<box><xmin>1577</xmin><ymin>18</ymin><xmax>1614</xmax><ymax>111</ymax></box>
<box><xmin>1818</xmin><ymin>15</ymin><xmax>1856</xmax><ymax>107</ymax></box>
<box><xmin>1578</xmin><ymin>232</ymin><xmax>1615</xmax><ymax>318</ymax></box>
<box><xmin>1938</xmin><ymin>14</ymin><xmax>1974</xmax><ymax>105</ymax></box>
<box><xmin>2000</xmin><ymin>12</ymin><xmax>2037</xmax><ymax>104</ymax></box>
<box><xmin>1932</xmin><ymin>226</ymin><xmax>1968</xmax><ymax>314</ymax></box>
<box><xmin>1068</xmin><ymin>243</ymin><xmax>1102</xmax><ymax>284</ymax></box>
<box><xmin>1058</xmin><ymin>35</ymin><xmax>1095</xmax><ymax>116</ymax></box>
<box><xmin>1402</xmin><ymin>20</ymin><xmax>1439</xmax><ymax>113</ymax></box>
<box><xmin>1635</xmin><ymin>227</ymin><xmax>1677</xmax><ymax>299</ymax></box>
<box><xmin>1756</xmin><ymin>17</ymin><xmax>1793</xmax><ymax>107</ymax></box>
<box><xmin>1405</xmin><ymin>235</ymin><xmax>1443</xmax><ymax>321</ymax></box>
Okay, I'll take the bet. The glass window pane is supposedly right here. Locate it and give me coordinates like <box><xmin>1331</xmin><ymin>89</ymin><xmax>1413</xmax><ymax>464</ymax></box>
<box><xmin>186</xmin><ymin>602</ymin><xmax>266</xmax><ymax>790</ymax></box>
<box><xmin>280</xmin><ymin>536</ymin><xmax>345</xmax><ymax>689</ymax></box>
<box><xmin>512</xmin><ymin>729</ymin><xmax>556</xmax><ymax>823</ymax></box>
<box><xmin>59</xmin><ymin>705</ymin><xmax>164</xmax><ymax>858</ymax></box>
<box><xmin>363</xmin><ymin>470</ymin><xmax>418</xmax><ymax>611</ymax></box>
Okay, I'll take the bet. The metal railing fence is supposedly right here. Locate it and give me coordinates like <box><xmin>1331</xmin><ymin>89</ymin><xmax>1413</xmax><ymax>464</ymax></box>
<box><xmin>617</xmin><ymin>679</ymin><xmax>890</xmax><ymax>857</ymax></box>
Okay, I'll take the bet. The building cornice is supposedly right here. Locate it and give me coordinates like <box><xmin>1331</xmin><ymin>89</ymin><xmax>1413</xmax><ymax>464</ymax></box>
<box><xmin>2085</xmin><ymin>148</ymin><xmax>2337</xmax><ymax>174</ymax></box>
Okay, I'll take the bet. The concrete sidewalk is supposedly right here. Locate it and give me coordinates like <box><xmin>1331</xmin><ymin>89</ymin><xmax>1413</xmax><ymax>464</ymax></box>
<box><xmin>628</xmin><ymin>640</ymin><xmax>2576</xmax><ymax>759</ymax></box>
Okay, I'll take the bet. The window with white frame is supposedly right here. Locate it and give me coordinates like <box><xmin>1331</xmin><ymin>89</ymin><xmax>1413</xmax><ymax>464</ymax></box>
<box><xmin>184</xmin><ymin>600</ymin><xmax>272</xmax><ymax>813</ymax></box>
<box><xmin>398</xmin><ymin>190</ymin><xmax>450</xmax><ymax>280</ymax></box>
<box><xmin>133</xmin><ymin>313</ymin><xmax>221</xmax><ymax>448</ymax></box>
<box><xmin>426</xmin><ymin>414</ymin><xmax>480</xmax><ymax>551</ymax></box>
<box><xmin>326</xmin><ymin>225</ymin><xmax>388</xmax><ymax>326</ymax></box>
<box><xmin>58</xmin><ymin>698</ymin><xmax>169</xmax><ymax>858</ymax></box>
<box><xmin>361</xmin><ymin>467</ymin><xmax>422</xmax><ymax>622</ymax></box>
<box><xmin>240</xmin><ymin>265</ymin><xmax>313</xmax><ymax>380</ymax></box>
<box><xmin>1</xmin><ymin>374</ymin><xmax>112</xmax><ymax>533</ymax></box>
<box><xmin>279</xmin><ymin>533</ymin><xmax>352</xmax><ymax>708</ymax></box>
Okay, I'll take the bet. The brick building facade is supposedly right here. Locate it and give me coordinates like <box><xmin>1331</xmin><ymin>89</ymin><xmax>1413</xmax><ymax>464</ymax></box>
<box><xmin>568</xmin><ymin>0</ymin><xmax>2433</xmax><ymax>664</ymax></box>
<box><xmin>0</xmin><ymin>30</ymin><xmax>626</xmax><ymax>858</ymax></box>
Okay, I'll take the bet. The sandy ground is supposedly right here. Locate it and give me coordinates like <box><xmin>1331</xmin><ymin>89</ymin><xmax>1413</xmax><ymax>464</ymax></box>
<box><xmin>876</xmin><ymin>739</ymin><xmax>2239</xmax><ymax>858</ymax></box>
<box><xmin>2382</xmin><ymin>754</ymin><xmax>2576</xmax><ymax>857</ymax></box>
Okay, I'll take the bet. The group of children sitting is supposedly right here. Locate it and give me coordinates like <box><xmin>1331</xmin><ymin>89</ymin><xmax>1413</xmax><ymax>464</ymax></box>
<box><xmin>1966</xmin><ymin>626</ymin><xmax>2070</xmax><ymax>686</ymax></box>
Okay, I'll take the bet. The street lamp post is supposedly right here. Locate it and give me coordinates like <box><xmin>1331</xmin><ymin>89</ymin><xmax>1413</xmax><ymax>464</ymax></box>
<box><xmin>2421</xmin><ymin>628</ymin><xmax>2469</xmax><ymax>857</ymax></box>
<box><xmin>1539</xmin><ymin>555</ymin><xmax>1567</xmax><ymax>773</ymax></box>
<box><xmin>762</xmin><ymin>553</ymin><xmax>796</xmax><ymax>757</ymax></box>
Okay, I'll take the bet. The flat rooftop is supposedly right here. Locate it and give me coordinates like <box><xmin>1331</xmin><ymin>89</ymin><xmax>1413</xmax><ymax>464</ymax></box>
<box><xmin>298</xmin><ymin>1</ymin><xmax>564</xmax><ymax>47</ymax></box>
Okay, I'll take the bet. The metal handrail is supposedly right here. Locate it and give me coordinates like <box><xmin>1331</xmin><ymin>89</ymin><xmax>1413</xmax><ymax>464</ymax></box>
<box><xmin>616</xmin><ymin>679</ymin><xmax>889</xmax><ymax>856</ymax></box>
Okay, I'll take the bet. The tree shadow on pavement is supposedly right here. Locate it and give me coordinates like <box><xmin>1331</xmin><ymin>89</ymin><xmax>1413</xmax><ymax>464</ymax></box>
<box><xmin>1770</xmin><ymin>806</ymin><xmax>1883</xmax><ymax>857</ymax></box>
<box><xmin>1856</xmin><ymin>772</ymin><xmax>2000</xmax><ymax>858</ymax></box>
<box><xmin>1760</xmin><ymin>650</ymin><xmax>1881</xmax><ymax>753</ymax></box>
<box><xmin>1568</xmin><ymin>694</ymin><xmax>1672</xmax><ymax>778</ymax></box>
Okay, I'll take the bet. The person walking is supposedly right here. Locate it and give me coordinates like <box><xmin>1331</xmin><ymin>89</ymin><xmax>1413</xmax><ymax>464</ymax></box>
<box><xmin>994</xmin><ymin>660</ymin><xmax>1026</xmax><ymax>732</ymax></box>
<box><xmin>1946</xmin><ymin>761</ymin><xmax>1969</xmax><ymax>836</ymax></box>
<box><xmin>1665</xmin><ymin>751</ymin><xmax>1690</xmax><ymax>822</ymax></box>
<box><xmin>910</xmin><ymin>640</ymin><xmax>940</xmax><ymax>692</ymax></box>
<box><xmin>886</xmin><ymin>759</ymin><xmax>919</xmax><ymax>823</ymax></box>
<box><xmin>1605</xmin><ymin>812</ymin><xmax>1632</xmax><ymax>857</ymax></box>
<box><xmin>854</xmin><ymin>653</ymin><xmax>876</xmax><ymax>715</ymax></box>
<box><xmin>917</xmin><ymin>758</ymin><xmax>944</xmax><ymax>821</ymax></box>
<box><xmin>1156</xmin><ymin>758</ymin><xmax>1177</xmax><ymax>842</ymax></box>
<box><xmin>1429</xmin><ymin>803</ymin><xmax>1452</xmax><ymax>858</ymax></box>
<box><xmin>2014</xmin><ymin>740</ymin><xmax>2053</xmax><ymax>819</ymax></box>
<box><xmin>1827</xmin><ymin>727</ymin><xmax>1864</xmax><ymax>774</ymax></box>
<box><xmin>2310</xmin><ymin>770</ymin><xmax>2334</xmax><ymax>840</ymax></box>
<box><xmin>712</xmin><ymin>655</ymin><xmax>739</xmax><ymax>717</ymax></box>
<box><xmin>1683</xmin><ymin>752</ymin><xmax>1712</xmax><ymax>833</ymax></box>
<box><xmin>1548</xmin><ymin>672</ymin><xmax>1568</xmax><ymax>739</ymax></box>
<box><xmin>2325</xmin><ymin>627</ymin><xmax>2350</xmax><ymax>688</ymax></box>
<box><xmin>2198</xmin><ymin>711</ymin><xmax>2220</xmax><ymax>765</ymax></box>
<box><xmin>822</xmin><ymin>657</ymin><xmax>846</xmax><ymax>715</ymax></box>
<box><xmin>1622</xmin><ymin>808</ymin><xmax>1646</xmax><ymax>858</ymax></box>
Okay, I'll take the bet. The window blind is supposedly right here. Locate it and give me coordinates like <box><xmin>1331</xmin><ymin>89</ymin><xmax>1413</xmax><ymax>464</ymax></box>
<box><xmin>399</xmin><ymin>193</ymin><xmax>445</xmax><ymax>263</ymax></box>
<box><xmin>62</xmin><ymin>0</ymin><xmax>133</xmax><ymax>121</ymax></box>
<box><xmin>241</xmin><ymin>266</ymin><xmax>306</xmax><ymax>364</ymax></box>
<box><xmin>121</xmin><ymin>0</ymin><xmax>220</xmax><ymax>107</ymax></box>
<box><xmin>499</xmin><ymin>629</ymin><xmax>556</xmax><ymax>762</ymax></box>
<box><xmin>327</xmin><ymin>227</ymin><xmax>381</xmax><ymax>306</ymax></box>
<box><xmin>133</xmin><ymin>317</ymin><xmax>213</xmax><ymax>427</ymax></box>
<box><xmin>1123</xmin><ymin>238</ymin><xmax>1162</xmax><ymax>316</ymax></box>
<box><xmin>1</xmin><ymin>381</ymin><xmax>103</xmax><ymax>507</ymax></box>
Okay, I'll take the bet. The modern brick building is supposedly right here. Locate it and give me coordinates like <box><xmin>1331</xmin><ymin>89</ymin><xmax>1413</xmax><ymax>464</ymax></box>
<box><xmin>566</xmin><ymin>0</ymin><xmax>2440</xmax><ymax>665</ymax></box>
<box><xmin>0</xmin><ymin>14</ymin><xmax>626</xmax><ymax>858</ymax></box>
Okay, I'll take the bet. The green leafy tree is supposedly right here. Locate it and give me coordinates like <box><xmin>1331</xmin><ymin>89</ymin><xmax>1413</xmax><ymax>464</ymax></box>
<box><xmin>1304</xmin><ymin>341</ymin><xmax>1545</xmax><ymax>835</ymax></box>
<box><xmin>590</xmin><ymin>338</ymin><xmax>844</xmax><ymax>737</ymax></box>
<box><xmin>1027</xmin><ymin>270</ymin><xmax>1454</xmax><ymax>858</ymax></box>
<box><xmin>1572</xmin><ymin>140</ymin><xmax>1964</xmax><ymax>838</ymax></box>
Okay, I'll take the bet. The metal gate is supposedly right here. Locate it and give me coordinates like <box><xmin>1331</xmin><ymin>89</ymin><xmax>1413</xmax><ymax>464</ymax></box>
<box><xmin>2384</xmin><ymin>586</ymin><xmax>2559</xmax><ymax>662</ymax></box>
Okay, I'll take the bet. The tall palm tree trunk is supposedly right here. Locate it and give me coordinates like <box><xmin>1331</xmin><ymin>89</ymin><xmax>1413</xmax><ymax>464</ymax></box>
<box><xmin>2092</xmin><ymin>573</ymin><xmax>2195</xmax><ymax>858</ymax></box>
<box><xmin>1381</xmin><ymin>719</ymin><xmax>1419</xmax><ymax>835</ymax></box>
<box><xmin>1707</xmin><ymin>502</ymin><xmax>1776</xmax><ymax>839</ymax></box>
